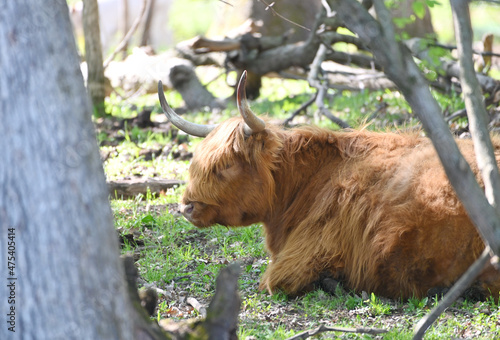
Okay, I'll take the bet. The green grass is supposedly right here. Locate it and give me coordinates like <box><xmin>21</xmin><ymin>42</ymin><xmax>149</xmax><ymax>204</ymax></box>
<box><xmin>100</xmin><ymin>71</ymin><xmax>500</xmax><ymax>338</ymax></box>
<box><xmin>111</xmin><ymin>197</ymin><xmax>500</xmax><ymax>339</ymax></box>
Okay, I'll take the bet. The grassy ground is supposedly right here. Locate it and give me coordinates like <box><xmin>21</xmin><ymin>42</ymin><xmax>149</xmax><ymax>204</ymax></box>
<box><xmin>113</xmin><ymin>199</ymin><xmax>500</xmax><ymax>339</ymax></box>
<box><xmin>99</xmin><ymin>76</ymin><xmax>500</xmax><ymax>339</ymax></box>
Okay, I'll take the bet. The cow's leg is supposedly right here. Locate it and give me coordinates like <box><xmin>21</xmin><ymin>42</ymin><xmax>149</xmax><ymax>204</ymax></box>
<box><xmin>259</xmin><ymin>232</ymin><xmax>331</xmax><ymax>295</ymax></box>
<box><xmin>259</xmin><ymin>258</ymin><xmax>320</xmax><ymax>295</ymax></box>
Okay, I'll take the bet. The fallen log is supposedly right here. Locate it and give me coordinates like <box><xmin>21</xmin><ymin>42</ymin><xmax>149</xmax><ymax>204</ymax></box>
<box><xmin>108</xmin><ymin>178</ymin><xmax>185</xmax><ymax>199</ymax></box>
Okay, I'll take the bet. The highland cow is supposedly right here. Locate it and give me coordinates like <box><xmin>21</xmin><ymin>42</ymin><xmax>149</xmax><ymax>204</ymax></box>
<box><xmin>158</xmin><ymin>71</ymin><xmax>500</xmax><ymax>300</ymax></box>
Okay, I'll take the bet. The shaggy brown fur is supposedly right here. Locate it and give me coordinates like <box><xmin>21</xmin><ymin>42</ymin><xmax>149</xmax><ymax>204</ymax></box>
<box><xmin>181</xmin><ymin>117</ymin><xmax>500</xmax><ymax>300</ymax></box>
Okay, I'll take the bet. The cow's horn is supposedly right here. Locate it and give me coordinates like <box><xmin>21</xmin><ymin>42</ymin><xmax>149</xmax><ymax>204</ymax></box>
<box><xmin>237</xmin><ymin>71</ymin><xmax>266</xmax><ymax>136</ymax></box>
<box><xmin>158</xmin><ymin>81</ymin><xmax>217</xmax><ymax>138</ymax></box>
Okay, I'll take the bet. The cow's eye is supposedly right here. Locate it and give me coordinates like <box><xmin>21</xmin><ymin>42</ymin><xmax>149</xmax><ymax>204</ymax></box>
<box><xmin>217</xmin><ymin>163</ymin><xmax>239</xmax><ymax>180</ymax></box>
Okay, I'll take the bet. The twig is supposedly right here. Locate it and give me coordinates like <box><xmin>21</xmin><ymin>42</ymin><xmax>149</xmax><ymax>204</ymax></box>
<box><xmin>218</xmin><ymin>0</ymin><xmax>233</xmax><ymax>6</ymax></box>
<box><xmin>258</xmin><ymin>0</ymin><xmax>311</xmax><ymax>32</ymax></box>
<box><xmin>445</xmin><ymin>108</ymin><xmax>467</xmax><ymax>123</ymax></box>
<box><xmin>321</xmin><ymin>0</ymin><xmax>334</xmax><ymax>17</ymax></box>
<box><xmin>285</xmin><ymin>324</ymin><xmax>388</xmax><ymax>340</ymax></box>
<box><xmin>428</xmin><ymin>42</ymin><xmax>500</xmax><ymax>58</ymax></box>
<box><xmin>318</xmin><ymin>94</ymin><xmax>351</xmax><ymax>128</ymax></box>
<box><xmin>308</xmin><ymin>35</ymin><xmax>351</xmax><ymax>129</ymax></box>
<box><xmin>203</xmin><ymin>69</ymin><xmax>228</xmax><ymax>88</ymax></box>
<box><xmin>413</xmin><ymin>246</ymin><xmax>492</xmax><ymax>340</ymax></box>
<box><xmin>103</xmin><ymin>0</ymin><xmax>150</xmax><ymax>69</ymax></box>
<box><xmin>283</xmin><ymin>93</ymin><xmax>317</xmax><ymax>126</ymax></box>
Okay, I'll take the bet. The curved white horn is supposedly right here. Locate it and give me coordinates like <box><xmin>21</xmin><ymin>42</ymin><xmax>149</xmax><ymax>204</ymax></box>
<box><xmin>158</xmin><ymin>81</ymin><xmax>217</xmax><ymax>138</ymax></box>
<box><xmin>237</xmin><ymin>71</ymin><xmax>266</xmax><ymax>136</ymax></box>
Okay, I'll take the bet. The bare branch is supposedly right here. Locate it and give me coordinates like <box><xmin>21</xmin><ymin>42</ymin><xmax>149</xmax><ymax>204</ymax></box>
<box><xmin>451</xmin><ymin>0</ymin><xmax>500</xmax><ymax>210</ymax></box>
<box><xmin>413</xmin><ymin>247</ymin><xmax>492</xmax><ymax>340</ymax></box>
<box><xmin>283</xmin><ymin>93</ymin><xmax>317</xmax><ymax>126</ymax></box>
<box><xmin>187</xmin><ymin>297</ymin><xmax>207</xmax><ymax>318</ymax></box>
<box><xmin>427</xmin><ymin>42</ymin><xmax>500</xmax><ymax>58</ymax></box>
<box><xmin>103</xmin><ymin>0</ymin><xmax>149</xmax><ymax>68</ymax></box>
<box><xmin>285</xmin><ymin>324</ymin><xmax>388</xmax><ymax>340</ymax></box>
<box><xmin>218</xmin><ymin>0</ymin><xmax>234</xmax><ymax>6</ymax></box>
<box><xmin>308</xmin><ymin>42</ymin><xmax>351</xmax><ymax>128</ymax></box>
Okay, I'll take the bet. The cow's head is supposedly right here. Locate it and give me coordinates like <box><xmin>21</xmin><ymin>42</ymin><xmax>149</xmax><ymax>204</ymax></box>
<box><xmin>158</xmin><ymin>71</ymin><xmax>282</xmax><ymax>227</ymax></box>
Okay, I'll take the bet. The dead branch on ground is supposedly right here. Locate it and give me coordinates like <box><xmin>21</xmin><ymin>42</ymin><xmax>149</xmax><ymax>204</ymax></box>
<box><xmin>108</xmin><ymin>178</ymin><xmax>184</xmax><ymax>199</ymax></box>
<box><xmin>285</xmin><ymin>324</ymin><xmax>388</xmax><ymax>340</ymax></box>
<box><xmin>173</xmin><ymin>10</ymin><xmax>498</xmax><ymax>97</ymax></box>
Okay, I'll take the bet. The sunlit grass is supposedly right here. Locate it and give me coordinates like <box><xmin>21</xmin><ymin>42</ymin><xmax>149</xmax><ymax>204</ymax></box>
<box><xmin>100</xmin><ymin>67</ymin><xmax>500</xmax><ymax>339</ymax></box>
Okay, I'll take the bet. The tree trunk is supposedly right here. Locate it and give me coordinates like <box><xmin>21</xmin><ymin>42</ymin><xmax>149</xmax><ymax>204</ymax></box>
<box><xmin>83</xmin><ymin>0</ymin><xmax>107</xmax><ymax>117</ymax></box>
<box><xmin>141</xmin><ymin>0</ymin><xmax>156</xmax><ymax>46</ymax></box>
<box><xmin>0</xmin><ymin>1</ymin><xmax>136</xmax><ymax>338</ymax></box>
<box><xmin>391</xmin><ymin>0</ymin><xmax>435</xmax><ymax>38</ymax></box>
<box><xmin>122</xmin><ymin>0</ymin><xmax>129</xmax><ymax>59</ymax></box>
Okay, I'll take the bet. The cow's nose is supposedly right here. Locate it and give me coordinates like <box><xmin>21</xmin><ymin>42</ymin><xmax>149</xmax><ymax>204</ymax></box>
<box><xmin>180</xmin><ymin>202</ymin><xmax>194</xmax><ymax>217</ymax></box>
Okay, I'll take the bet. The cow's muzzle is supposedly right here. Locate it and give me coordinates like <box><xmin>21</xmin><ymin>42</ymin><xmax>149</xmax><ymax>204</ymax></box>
<box><xmin>180</xmin><ymin>202</ymin><xmax>194</xmax><ymax>221</ymax></box>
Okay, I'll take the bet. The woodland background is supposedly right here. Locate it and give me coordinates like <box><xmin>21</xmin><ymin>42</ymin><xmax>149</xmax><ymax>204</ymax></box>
<box><xmin>1</xmin><ymin>0</ymin><xmax>500</xmax><ymax>339</ymax></box>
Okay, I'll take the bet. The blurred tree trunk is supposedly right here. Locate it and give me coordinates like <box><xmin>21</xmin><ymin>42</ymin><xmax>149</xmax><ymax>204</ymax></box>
<box><xmin>122</xmin><ymin>0</ymin><xmax>129</xmax><ymax>58</ymax></box>
<box><xmin>0</xmin><ymin>1</ymin><xmax>137</xmax><ymax>338</ymax></box>
<box><xmin>391</xmin><ymin>0</ymin><xmax>435</xmax><ymax>38</ymax></box>
<box><xmin>141</xmin><ymin>0</ymin><xmax>155</xmax><ymax>46</ymax></box>
<box><xmin>83</xmin><ymin>0</ymin><xmax>107</xmax><ymax>116</ymax></box>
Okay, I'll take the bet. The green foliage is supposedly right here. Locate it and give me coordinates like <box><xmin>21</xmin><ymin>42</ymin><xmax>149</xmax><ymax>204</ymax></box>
<box><xmin>167</xmin><ymin>0</ymin><xmax>216</xmax><ymax>45</ymax></box>
<box><xmin>345</xmin><ymin>294</ymin><xmax>364</xmax><ymax>310</ymax></box>
<box><xmin>405</xmin><ymin>296</ymin><xmax>428</xmax><ymax>315</ymax></box>
<box><xmin>393</xmin><ymin>16</ymin><xmax>415</xmax><ymax>30</ymax></box>
<box><xmin>412</xmin><ymin>0</ymin><xmax>427</xmax><ymax>20</ymax></box>
<box><xmin>369</xmin><ymin>293</ymin><xmax>392</xmax><ymax>316</ymax></box>
<box><xmin>425</xmin><ymin>0</ymin><xmax>441</xmax><ymax>8</ymax></box>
